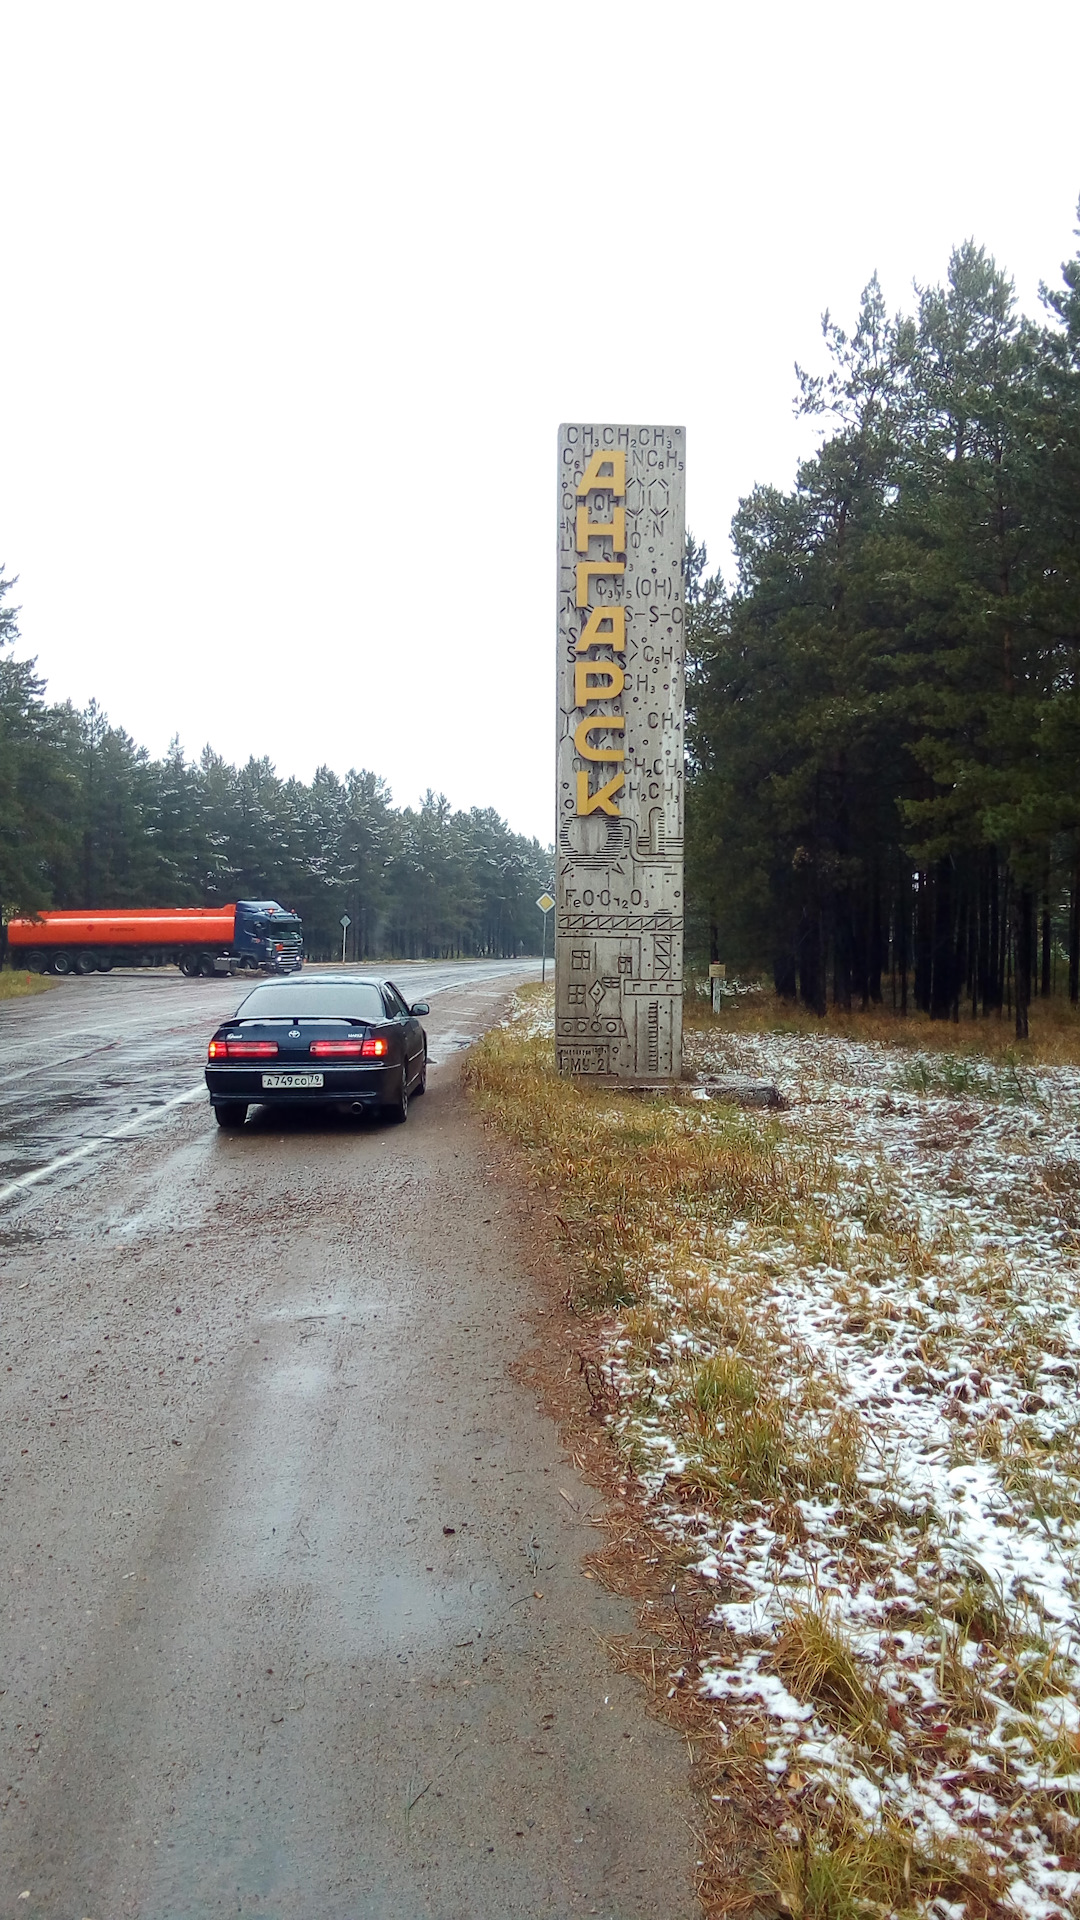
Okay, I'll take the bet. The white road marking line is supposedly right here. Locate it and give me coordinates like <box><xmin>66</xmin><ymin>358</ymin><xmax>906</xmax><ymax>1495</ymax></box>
<box><xmin>0</xmin><ymin>966</ymin><xmax>534</xmax><ymax>1205</ymax></box>
<box><xmin>0</xmin><ymin>1086</ymin><xmax>205</xmax><ymax>1207</ymax></box>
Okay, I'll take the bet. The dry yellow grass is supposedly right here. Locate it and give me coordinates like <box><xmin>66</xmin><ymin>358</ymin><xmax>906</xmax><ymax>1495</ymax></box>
<box><xmin>463</xmin><ymin>1015</ymin><xmax>833</xmax><ymax>1319</ymax></box>
<box><xmin>773</xmin><ymin>1605</ymin><xmax>889</xmax><ymax>1750</ymax></box>
<box><xmin>0</xmin><ymin>967</ymin><xmax>58</xmax><ymax>1000</ymax></box>
<box><xmin>466</xmin><ymin>987</ymin><xmax>1070</xmax><ymax>1918</ymax></box>
<box><xmin>765</xmin><ymin>1812</ymin><xmax>995</xmax><ymax>1920</ymax></box>
<box><xmin>688</xmin><ymin>980</ymin><xmax>1080</xmax><ymax>1069</ymax></box>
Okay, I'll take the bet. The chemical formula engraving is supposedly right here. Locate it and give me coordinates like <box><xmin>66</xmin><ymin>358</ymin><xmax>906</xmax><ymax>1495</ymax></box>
<box><xmin>555</xmin><ymin>423</ymin><xmax>686</xmax><ymax>1080</ymax></box>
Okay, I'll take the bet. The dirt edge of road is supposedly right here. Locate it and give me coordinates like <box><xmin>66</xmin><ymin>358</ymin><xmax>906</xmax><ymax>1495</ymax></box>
<box><xmin>3</xmin><ymin>965</ymin><xmax>704</xmax><ymax>1920</ymax></box>
<box><xmin>464</xmin><ymin>1066</ymin><xmax>768</xmax><ymax>1920</ymax></box>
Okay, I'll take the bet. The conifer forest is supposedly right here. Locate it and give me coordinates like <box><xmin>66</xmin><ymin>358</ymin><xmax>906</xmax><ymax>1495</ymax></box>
<box><xmin>686</xmin><ymin>223</ymin><xmax>1080</xmax><ymax>1036</ymax></box>
<box><xmin>0</xmin><ymin>602</ymin><xmax>550</xmax><ymax>962</ymax></box>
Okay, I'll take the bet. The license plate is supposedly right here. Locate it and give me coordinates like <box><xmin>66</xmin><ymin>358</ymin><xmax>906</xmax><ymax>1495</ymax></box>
<box><xmin>261</xmin><ymin>1072</ymin><xmax>324</xmax><ymax>1090</ymax></box>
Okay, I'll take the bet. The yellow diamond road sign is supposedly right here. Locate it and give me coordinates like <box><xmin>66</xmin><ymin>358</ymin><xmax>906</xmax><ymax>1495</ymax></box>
<box><xmin>536</xmin><ymin>893</ymin><xmax>555</xmax><ymax>914</ymax></box>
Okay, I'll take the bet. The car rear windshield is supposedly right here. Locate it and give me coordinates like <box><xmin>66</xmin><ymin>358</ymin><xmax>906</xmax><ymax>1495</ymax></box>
<box><xmin>235</xmin><ymin>982</ymin><xmax>387</xmax><ymax>1022</ymax></box>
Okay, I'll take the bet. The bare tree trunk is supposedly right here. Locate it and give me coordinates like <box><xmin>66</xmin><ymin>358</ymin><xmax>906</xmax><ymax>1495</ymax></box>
<box><xmin>774</xmin><ymin>951</ymin><xmax>797</xmax><ymax>1000</ymax></box>
<box><xmin>798</xmin><ymin>907</ymin><xmax>827</xmax><ymax>1017</ymax></box>
<box><xmin>1060</xmin><ymin>852</ymin><xmax>1068</xmax><ymax>1006</ymax></box>
<box><xmin>868</xmin><ymin>878</ymin><xmax>883</xmax><ymax>1005</ymax></box>
<box><xmin>998</xmin><ymin>869</ymin><xmax>1011</xmax><ymax>1017</ymax></box>
<box><xmin>930</xmin><ymin>859</ymin><xmax>954</xmax><ymax>1020</ymax></box>
<box><xmin>834</xmin><ymin>896</ymin><xmax>853</xmax><ymax>1011</ymax></box>
<box><xmin>914</xmin><ymin>871</ymin><xmax>932</xmax><ymax>1014</ymax></box>
<box><xmin>1015</xmin><ymin>887</ymin><xmax>1033</xmax><ymax>1041</ymax></box>
<box><xmin>898</xmin><ymin>873</ymin><xmax>909</xmax><ymax>1017</ymax></box>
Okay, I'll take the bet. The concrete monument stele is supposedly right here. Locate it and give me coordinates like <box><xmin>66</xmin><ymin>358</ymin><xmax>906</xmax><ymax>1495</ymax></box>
<box><xmin>555</xmin><ymin>424</ymin><xmax>686</xmax><ymax>1080</ymax></box>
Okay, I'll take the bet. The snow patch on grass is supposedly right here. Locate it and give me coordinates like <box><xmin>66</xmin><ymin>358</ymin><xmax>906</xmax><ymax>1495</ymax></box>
<box><xmin>469</xmin><ymin>992</ymin><xmax>1080</xmax><ymax>1913</ymax></box>
<box><xmin>608</xmin><ymin>1020</ymin><xmax>1080</xmax><ymax>1916</ymax></box>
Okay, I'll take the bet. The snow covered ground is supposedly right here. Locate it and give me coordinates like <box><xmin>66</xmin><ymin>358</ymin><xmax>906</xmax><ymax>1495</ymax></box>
<box><xmin>491</xmin><ymin>988</ymin><xmax>1080</xmax><ymax>1912</ymax></box>
<box><xmin>603</xmin><ymin>1020</ymin><xmax>1080</xmax><ymax>1918</ymax></box>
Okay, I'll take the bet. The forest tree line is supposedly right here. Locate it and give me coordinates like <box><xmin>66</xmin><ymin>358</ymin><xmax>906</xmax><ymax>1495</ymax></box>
<box><xmin>0</xmin><ymin>600</ymin><xmax>550</xmax><ymax>961</ymax></box>
<box><xmin>686</xmin><ymin>219</ymin><xmax>1080</xmax><ymax>1035</ymax></box>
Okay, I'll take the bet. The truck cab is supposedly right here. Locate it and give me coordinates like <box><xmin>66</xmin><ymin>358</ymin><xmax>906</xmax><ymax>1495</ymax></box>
<box><xmin>233</xmin><ymin>901</ymin><xmax>304</xmax><ymax>973</ymax></box>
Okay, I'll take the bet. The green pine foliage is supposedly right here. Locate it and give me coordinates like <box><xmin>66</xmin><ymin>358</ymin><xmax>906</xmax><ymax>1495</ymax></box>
<box><xmin>0</xmin><ymin>581</ymin><xmax>550</xmax><ymax>960</ymax></box>
<box><xmin>687</xmin><ymin>217</ymin><xmax>1080</xmax><ymax>1036</ymax></box>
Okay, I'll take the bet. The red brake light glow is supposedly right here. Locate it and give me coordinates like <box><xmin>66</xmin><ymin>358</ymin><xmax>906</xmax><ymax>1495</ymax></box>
<box><xmin>360</xmin><ymin>1037</ymin><xmax>388</xmax><ymax>1058</ymax></box>
<box><xmin>207</xmin><ymin>1039</ymin><xmax>279</xmax><ymax>1060</ymax></box>
<box><xmin>309</xmin><ymin>1039</ymin><xmax>364</xmax><ymax>1057</ymax></box>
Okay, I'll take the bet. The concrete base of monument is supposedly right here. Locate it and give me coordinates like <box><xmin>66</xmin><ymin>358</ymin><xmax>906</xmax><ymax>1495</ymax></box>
<box><xmin>693</xmin><ymin>1075</ymin><xmax>786</xmax><ymax>1109</ymax></box>
<box><xmin>573</xmin><ymin>1076</ymin><xmax>685</xmax><ymax>1092</ymax></box>
<box><xmin>568</xmin><ymin>1074</ymin><xmax>786</xmax><ymax>1109</ymax></box>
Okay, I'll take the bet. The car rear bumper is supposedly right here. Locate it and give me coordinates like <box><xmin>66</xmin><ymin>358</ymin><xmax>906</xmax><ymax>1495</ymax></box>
<box><xmin>205</xmin><ymin>1062</ymin><xmax>398</xmax><ymax>1105</ymax></box>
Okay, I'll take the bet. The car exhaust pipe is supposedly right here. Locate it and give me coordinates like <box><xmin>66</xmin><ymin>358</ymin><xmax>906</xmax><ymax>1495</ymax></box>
<box><xmin>350</xmin><ymin>1101</ymin><xmax>366</xmax><ymax>1114</ymax></box>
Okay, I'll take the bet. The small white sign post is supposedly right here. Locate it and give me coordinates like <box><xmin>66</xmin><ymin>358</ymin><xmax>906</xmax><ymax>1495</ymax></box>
<box><xmin>339</xmin><ymin>913</ymin><xmax>351</xmax><ymax>964</ymax></box>
<box><xmin>536</xmin><ymin>892</ymin><xmax>555</xmax><ymax>984</ymax></box>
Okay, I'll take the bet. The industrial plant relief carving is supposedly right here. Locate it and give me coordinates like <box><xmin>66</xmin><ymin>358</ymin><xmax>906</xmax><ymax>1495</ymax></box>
<box><xmin>555</xmin><ymin>424</ymin><xmax>686</xmax><ymax>1080</ymax></box>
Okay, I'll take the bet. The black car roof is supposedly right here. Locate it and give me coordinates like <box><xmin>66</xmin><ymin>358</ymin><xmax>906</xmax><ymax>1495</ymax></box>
<box><xmin>230</xmin><ymin>975</ymin><xmax>408</xmax><ymax>1017</ymax></box>
<box><xmin>275</xmin><ymin>973</ymin><xmax>397</xmax><ymax>986</ymax></box>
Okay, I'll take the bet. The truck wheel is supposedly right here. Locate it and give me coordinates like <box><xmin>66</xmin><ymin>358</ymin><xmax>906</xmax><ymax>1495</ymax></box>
<box><xmin>215</xmin><ymin>1103</ymin><xmax>248</xmax><ymax>1128</ymax></box>
<box><xmin>23</xmin><ymin>950</ymin><xmax>47</xmax><ymax>973</ymax></box>
<box><xmin>96</xmin><ymin>957</ymin><xmax>113</xmax><ymax>972</ymax></box>
<box><xmin>51</xmin><ymin>951</ymin><xmax>74</xmax><ymax>976</ymax></box>
<box><xmin>198</xmin><ymin>955</ymin><xmax>218</xmax><ymax>977</ymax></box>
<box><xmin>74</xmin><ymin>952</ymin><xmax>98</xmax><ymax>975</ymax></box>
<box><xmin>178</xmin><ymin>954</ymin><xmax>200</xmax><ymax>977</ymax></box>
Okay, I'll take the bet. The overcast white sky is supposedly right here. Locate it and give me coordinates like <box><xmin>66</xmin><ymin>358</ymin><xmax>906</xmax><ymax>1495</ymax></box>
<box><xmin>3</xmin><ymin>1</ymin><xmax>1079</xmax><ymax>845</ymax></box>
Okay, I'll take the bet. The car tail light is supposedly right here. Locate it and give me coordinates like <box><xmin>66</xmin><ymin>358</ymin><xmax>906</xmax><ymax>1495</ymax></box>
<box><xmin>309</xmin><ymin>1039</ymin><xmax>364</xmax><ymax>1057</ymax></box>
<box><xmin>360</xmin><ymin>1036</ymin><xmax>388</xmax><ymax>1058</ymax></box>
<box><xmin>207</xmin><ymin>1039</ymin><xmax>279</xmax><ymax>1059</ymax></box>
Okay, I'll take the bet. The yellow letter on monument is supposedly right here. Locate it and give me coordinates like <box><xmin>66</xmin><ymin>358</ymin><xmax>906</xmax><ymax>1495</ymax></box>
<box><xmin>576</xmin><ymin>770</ymin><xmax>624</xmax><ymax>816</ymax></box>
<box><xmin>575</xmin><ymin>504</ymin><xmax>626</xmax><ymax>553</ymax></box>
<box><xmin>575</xmin><ymin>607</ymin><xmax>626</xmax><ymax>654</ymax></box>
<box><xmin>574</xmin><ymin>660</ymin><xmax>626</xmax><ymax>707</ymax></box>
<box><xmin>573</xmin><ymin>717</ymin><xmax>625</xmax><ymax>762</ymax></box>
<box><xmin>576</xmin><ymin>451</ymin><xmax>627</xmax><ymax>497</ymax></box>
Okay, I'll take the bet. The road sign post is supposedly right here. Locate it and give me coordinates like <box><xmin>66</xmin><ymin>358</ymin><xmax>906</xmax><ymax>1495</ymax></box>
<box><xmin>536</xmin><ymin>893</ymin><xmax>555</xmax><ymax>984</ymax></box>
<box><xmin>339</xmin><ymin>913</ymin><xmax>351</xmax><ymax>965</ymax></box>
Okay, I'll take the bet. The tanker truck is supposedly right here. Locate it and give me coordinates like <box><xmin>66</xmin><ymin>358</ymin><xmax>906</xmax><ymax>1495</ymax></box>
<box><xmin>5</xmin><ymin>901</ymin><xmax>304</xmax><ymax>977</ymax></box>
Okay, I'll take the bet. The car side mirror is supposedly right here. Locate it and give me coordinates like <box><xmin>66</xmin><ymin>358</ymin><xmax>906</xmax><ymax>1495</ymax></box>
<box><xmin>410</xmin><ymin>1001</ymin><xmax>430</xmax><ymax>1016</ymax></box>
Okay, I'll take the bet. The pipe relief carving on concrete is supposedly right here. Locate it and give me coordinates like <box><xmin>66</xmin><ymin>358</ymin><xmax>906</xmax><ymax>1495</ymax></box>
<box><xmin>555</xmin><ymin>424</ymin><xmax>686</xmax><ymax>1080</ymax></box>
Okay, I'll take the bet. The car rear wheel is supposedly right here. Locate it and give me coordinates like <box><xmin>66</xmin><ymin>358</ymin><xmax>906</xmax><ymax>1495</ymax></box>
<box><xmin>385</xmin><ymin>1068</ymin><xmax>409</xmax><ymax>1125</ymax></box>
<box><xmin>215</xmin><ymin>1102</ymin><xmax>248</xmax><ymax>1128</ymax></box>
<box><xmin>414</xmin><ymin>1049</ymin><xmax>427</xmax><ymax>1094</ymax></box>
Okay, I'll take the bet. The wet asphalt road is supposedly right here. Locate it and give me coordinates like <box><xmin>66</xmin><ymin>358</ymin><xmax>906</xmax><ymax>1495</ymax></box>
<box><xmin>0</xmin><ymin>968</ymin><xmax>696</xmax><ymax>1919</ymax></box>
<box><xmin>0</xmin><ymin>961</ymin><xmax>543</xmax><ymax>1200</ymax></box>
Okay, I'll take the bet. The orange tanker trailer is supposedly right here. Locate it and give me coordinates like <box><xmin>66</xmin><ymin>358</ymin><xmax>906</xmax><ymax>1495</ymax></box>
<box><xmin>5</xmin><ymin>902</ymin><xmax>303</xmax><ymax>977</ymax></box>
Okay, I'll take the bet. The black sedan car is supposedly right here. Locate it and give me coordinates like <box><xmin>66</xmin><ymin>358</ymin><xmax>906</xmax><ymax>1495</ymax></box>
<box><xmin>205</xmin><ymin>974</ymin><xmax>429</xmax><ymax>1128</ymax></box>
